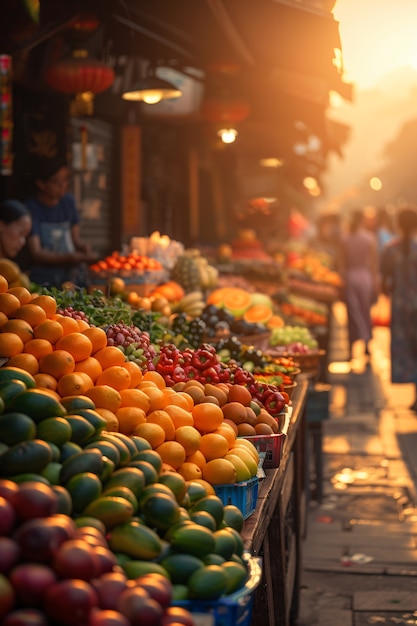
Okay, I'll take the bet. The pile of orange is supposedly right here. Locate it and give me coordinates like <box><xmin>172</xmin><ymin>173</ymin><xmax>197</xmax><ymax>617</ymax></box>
<box><xmin>0</xmin><ymin>275</ymin><xmax>263</xmax><ymax>486</ymax></box>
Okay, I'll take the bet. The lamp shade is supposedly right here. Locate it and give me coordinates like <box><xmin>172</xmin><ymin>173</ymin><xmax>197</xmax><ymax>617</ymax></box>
<box><xmin>44</xmin><ymin>56</ymin><xmax>115</xmax><ymax>95</ymax></box>
<box><xmin>122</xmin><ymin>75</ymin><xmax>183</xmax><ymax>104</ymax></box>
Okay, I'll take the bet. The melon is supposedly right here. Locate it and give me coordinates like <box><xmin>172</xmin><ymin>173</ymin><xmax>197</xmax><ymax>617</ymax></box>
<box><xmin>267</xmin><ymin>315</ymin><xmax>285</xmax><ymax>329</ymax></box>
<box><xmin>222</xmin><ymin>288</ymin><xmax>252</xmax><ymax>318</ymax></box>
<box><xmin>250</xmin><ymin>292</ymin><xmax>273</xmax><ymax>309</ymax></box>
<box><xmin>243</xmin><ymin>304</ymin><xmax>273</xmax><ymax>325</ymax></box>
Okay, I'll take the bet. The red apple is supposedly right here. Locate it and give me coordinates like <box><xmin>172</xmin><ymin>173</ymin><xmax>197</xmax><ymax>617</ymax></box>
<box><xmin>0</xmin><ymin>572</ymin><xmax>16</xmax><ymax>620</ymax></box>
<box><xmin>0</xmin><ymin>537</ymin><xmax>20</xmax><ymax>574</ymax></box>
<box><xmin>92</xmin><ymin>572</ymin><xmax>129</xmax><ymax>611</ymax></box>
<box><xmin>0</xmin><ymin>496</ymin><xmax>16</xmax><ymax>535</ymax></box>
<box><xmin>10</xmin><ymin>482</ymin><xmax>59</xmax><ymax>522</ymax></box>
<box><xmin>13</xmin><ymin>516</ymin><xmax>73</xmax><ymax>563</ymax></box>
<box><xmin>92</xmin><ymin>546</ymin><xmax>118</xmax><ymax>576</ymax></box>
<box><xmin>117</xmin><ymin>587</ymin><xmax>163</xmax><ymax>626</ymax></box>
<box><xmin>75</xmin><ymin>526</ymin><xmax>109</xmax><ymax>548</ymax></box>
<box><xmin>44</xmin><ymin>579</ymin><xmax>98</xmax><ymax>626</ymax></box>
<box><xmin>89</xmin><ymin>609</ymin><xmax>130</xmax><ymax>626</ymax></box>
<box><xmin>161</xmin><ymin>606</ymin><xmax>195</xmax><ymax>626</ymax></box>
<box><xmin>135</xmin><ymin>574</ymin><xmax>172</xmax><ymax>609</ymax></box>
<box><xmin>0</xmin><ymin>479</ymin><xmax>19</xmax><ymax>502</ymax></box>
<box><xmin>52</xmin><ymin>539</ymin><xmax>99</xmax><ymax>580</ymax></box>
<box><xmin>2</xmin><ymin>608</ymin><xmax>49</xmax><ymax>626</ymax></box>
<box><xmin>9</xmin><ymin>563</ymin><xmax>57</xmax><ymax>607</ymax></box>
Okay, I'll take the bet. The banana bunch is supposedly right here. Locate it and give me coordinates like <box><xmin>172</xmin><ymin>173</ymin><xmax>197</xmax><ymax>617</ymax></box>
<box><xmin>173</xmin><ymin>290</ymin><xmax>205</xmax><ymax>318</ymax></box>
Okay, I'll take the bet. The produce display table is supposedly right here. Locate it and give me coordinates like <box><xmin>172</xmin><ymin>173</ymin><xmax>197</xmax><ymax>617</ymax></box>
<box><xmin>241</xmin><ymin>378</ymin><xmax>308</xmax><ymax>626</ymax></box>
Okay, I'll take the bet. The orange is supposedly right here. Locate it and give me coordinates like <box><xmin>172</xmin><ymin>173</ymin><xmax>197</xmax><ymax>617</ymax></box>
<box><xmin>76</xmin><ymin>319</ymin><xmax>90</xmax><ymax>332</ymax></box>
<box><xmin>94</xmin><ymin>407</ymin><xmax>119</xmax><ymax>432</ymax></box>
<box><xmin>115</xmin><ymin>406</ymin><xmax>147</xmax><ymax>435</ymax></box>
<box><xmin>227</xmin><ymin>384</ymin><xmax>252</xmax><ymax>406</ymax></box>
<box><xmin>141</xmin><ymin>370</ymin><xmax>166</xmax><ymax>390</ymax></box>
<box><xmin>202</xmin><ymin>458</ymin><xmax>237</xmax><ymax>485</ymax></box>
<box><xmin>1</xmin><ymin>319</ymin><xmax>34</xmax><ymax>344</ymax></box>
<box><xmin>0</xmin><ymin>292</ymin><xmax>21</xmax><ymax>317</ymax></box>
<box><xmin>137</xmin><ymin>380</ymin><xmax>158</xmax><ymax>390</ymax></box>
<box><xmin>23</xmin><ymin>338</ymin><xmax>53</xmax><ymax>360</ymax></box>
<box><xmin>133</xmin><ymin>422</ymin><xmax>166</xmax><ymax>448</ymax></box>
<box><xmin>85</xmin><ymin>385</ymin><xmax>121</xmax><ymax>413</ymax></box>
<box><xmin>57</xmin><ymin>371</ymin><xmax>94</xmax><ymax>397</ymax></box>
<box><xmin>7</xmin><ymin>352</ymin><xmax>39</xmax><ymax>375</ymax></box>
<box><xmin>33</xmin><ymin>372</ymin><xmax>58</xmax><ymax>391</ymax></box>
<box><xmin>192</xmin><ymin>403</ymin><xmax>224</xmax><ymax>433</ymax></box>
<box><xmin>39</xmin><ymin>349</ymin><xmax>75</xmax><ymax>379</ymax></box>
<box><xmin>96</xmin><ymin>365</ymin><xmax>131</xmax><ymax>391</ymax></box>
<box><xmin>200</xmin><ymin>433</ymin><xmax>229</xmax><ymax>461</ymax></box>
<box><xmin>155</xmin><ymin>441</ymin><xmax>186</xmax><ymax>470</ymax></box>
<box><xmin>74</xmin><ymin>356</ymin><xmax>102</xmax><ymax>382</ymax></box>
<box><xmin>164</xmin><ymin>404</ymin><xmax>194</xmax><ymax>428</ymax></box>
<box><xmin>39</xmin><ymin>388</ymin><xmax>62</xmax><ymax>403</ymax></box>
<box><xmin>0</xmin><ymin>275</ymin><xmax>8</xmax><ymax>293</ymax></box>
<box><xmin>7</xmin><ymin>287</ymin><xmax>32</xmax><ymax>305</ymax></box>
<box><xmin>146</xmin><ymin>410</ymin><xmax>176</xmax><ymax>440</ymax></box>
<box><xmin>55</xmin><ymin>332</ymin><xmax>93</xmax><ymax>362</ymax></box>
<box><xmin>33</xmin><ymin>320</ymin><xmax>64</xmax><ymax>344</ymax></box>
<box><xmin>0</xmin><ymin>311</ymin><xmax>8</xmax><ymax>328</ymax></box>
<box><xmin>122</xmin><ymin>361</ymin><xmax>143</xmax><ymax>387</ymax></box>
<box><xmin>186</xmin><ymin>450</ymin><xmax>207</xmax><ymax>469</ymax></box>
<box><xmin>177</xmin><ymin>462</ymin><xmax>203</xmax><ymax>481</ymax></box>
<box><xmin>81</xmin><ymin>327</ymin><xmax>108</xmax><ymax>353</ymax></box>
<box><xmin>174</xmin><ymin>426</ymin><xmax>201</xmax><ymax>456</ymax></box>
<box><xmin>171</xmin><ymin>391</ymin><xmax>194</xmax><ymax>412</ymax></box>
<box><xmin>139</xmin><ymin>386</ymin><xmax>167</xmax><ymax>412</ymax></box>
<box><xmin>94</xmin><ymin>346</ymin><xmax>126</xmax><ymax>369</ymax></box>
<box><xmin>30</xmin><ymin>295</ymin><xmax>57</xmax><ymax>318</ymax></box>
<box><xmin>0</xmin><ymin>332</ymin><xmax>24</xmax><ymax>358</ymax></box>
<box><xmin>13</xmin><ymin>303</ymin><xmax>47</xmax><ymax>328</ymax></box>
<box><xmin>117</xmin><ymin>388</ymin><xmax>151</xmax><ymax>412</ymax></box>
<box><xmin>213</xmin><ymin>424</ymin><xmax>236</xmax><ymax>448</ymax></box>
<box><xmin>53</xmin><ymin>314</ymin><xmax>79</xmax><ymax>335</ymax></box>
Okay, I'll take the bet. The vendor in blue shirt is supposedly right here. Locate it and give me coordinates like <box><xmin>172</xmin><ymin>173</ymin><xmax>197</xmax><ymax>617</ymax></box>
<box><xmin>26</xmin><ymin>158</ymin><xmax>97</xmax><ymax>288</ymax></box>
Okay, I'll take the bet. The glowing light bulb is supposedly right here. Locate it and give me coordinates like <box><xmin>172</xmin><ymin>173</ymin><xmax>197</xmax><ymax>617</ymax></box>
<box><xmin>217</xmin><ymin>128</ymin><xmax>238</xmax><ymax>144</ymax></box>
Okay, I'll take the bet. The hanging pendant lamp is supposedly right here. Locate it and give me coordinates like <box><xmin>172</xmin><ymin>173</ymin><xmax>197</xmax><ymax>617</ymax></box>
<box><xmin>122</xmin><ymin>66</ymin><xmax>182</xmax><ymax>104</ymax></box>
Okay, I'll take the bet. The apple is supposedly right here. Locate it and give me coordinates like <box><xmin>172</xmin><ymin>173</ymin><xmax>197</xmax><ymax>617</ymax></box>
<box><xmin>92</xmin><ymin>546</ymin><xmax>119</xmax><ymax>576</ymax></box>
<box><xmin>13</xmin><ymin>517</ymin><xmax>73</xmax><ymax>562</ymax></box>
<box><xmin>134</xmin><ymin>574</ymin><xmax>172</xmax><ymax>609</ymax></box>
<box><xmin>0</xmin><ymin>480</ymin><xmax>19</xmax><ymax>502</ymax></box>
<box><xmin>75</xmin><ymin>526</ymin><xmax>109</xmax><ymax>548</ymax></box>
<box><xmin>44</xmin><ymin>579</ymin><xmax>99</xmax><ymax>626</ymax></box>
<box><xmin>52</xmin><ymin>539</ymin><xmax>100</xmax><ymax>580</ymax></box>
<box><xmin>0</xmin><ymin>497</ymin><xmax>16</xmax><ymax>536</ymax></box>
<box><xmin>0</xmin><ymin>537</ymin><xmax>20</xmax><ymax>574</ymax></box>
<box><xmin>9</xmin><ymin>563</ymin><xmax>57</xmax><ymax>607</ymax></box>
<box><xmin>1</xmin><ymin>608</ymin><xmax>49</xmax><ymax>626</ymax></box>
<box><xmin>91</xmin><ymin>572</ymin><xmax>129</xmax><ymax>611</ymax></box>
<box><xmin>117</xmin><ymin>587</ymin><xmax>163</xmax><ymax>626</ymax></box>
<box><xmin>89</xmin><ymin>609</ymin><xmax>130</xmax><ymax>626</ymax></box>
<box><xmin>10</xmin><ymin>482</ymin><xmax>59</xmax><ymax>521</ymax></box>
<box><xmin>161</xmin><ymin>606</ymin><xmax>195</xmax><ymax>626</ymax></box>
<box><xmin>0</xmin><ymin>573</ymin><xmax>16</xmax><ymax>620</ymax></box>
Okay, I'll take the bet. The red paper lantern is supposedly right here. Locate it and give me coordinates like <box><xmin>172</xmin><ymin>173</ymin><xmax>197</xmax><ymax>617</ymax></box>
<box><xmin>44</xmin><ymin>56</ymin><xmax>114</xmax><ymax>95</ymax></box>
<box><xmin>201</xmin><ymin>94</ymin><xmax>250</xmax><ymax>124</ymax></box>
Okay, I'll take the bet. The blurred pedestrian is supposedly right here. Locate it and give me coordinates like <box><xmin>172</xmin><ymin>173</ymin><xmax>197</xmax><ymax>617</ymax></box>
<box><xmin>0</xmin><ymin>199</ymin><xmax>32</xmax><ymax>260</ymax></box>
<box><xmin>25</xmin><ymin>158</ymin><xmax>97</xmax><ymax>289</ymax></box>
<box><xmin>375</xmin><ymin>206</ymin><xmax>395</xmax><ymax>254</ymax></box>
<box><xmin>339</xmin><ymin>208</ymin><xmax>379</xmax><ymax>359</ymax></box>
<box><xmin>309</xmin><ymin>212</ymin><xmax>342</xmax><ymax>269</ymax></box>
<box><xmin>380</xmin><ymin>206</ymin><xmax>417</xmax><ymax>411</ymax></box>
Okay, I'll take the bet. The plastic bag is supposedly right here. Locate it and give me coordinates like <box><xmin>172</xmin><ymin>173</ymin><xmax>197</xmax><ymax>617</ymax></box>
<box><xmin>371</xmin><ymin>293</ymin><xmax>391</xmax><ymax>327</ymax></box>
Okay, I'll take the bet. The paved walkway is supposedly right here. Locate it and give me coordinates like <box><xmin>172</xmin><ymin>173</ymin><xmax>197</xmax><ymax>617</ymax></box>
<box><xmin>297</xmin><ymin>302</ymin><xmax>417</xmax><ymax>625</ymax></box>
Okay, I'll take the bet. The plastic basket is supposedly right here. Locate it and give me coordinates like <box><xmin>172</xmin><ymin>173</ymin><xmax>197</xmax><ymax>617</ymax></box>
<box><xmin>214</xmin><ymin>476</ymin><xmax>259</xmax><ymax>520</ymax></box>
<box><xmin>174</xmin><ymin>556</ymin><xmax>262</xmax><ymax>626</ymax></box>
<box><xmin>242</xmin><ymin>432</ymin><xmax>286</xmax><ymax>469</ymax></box>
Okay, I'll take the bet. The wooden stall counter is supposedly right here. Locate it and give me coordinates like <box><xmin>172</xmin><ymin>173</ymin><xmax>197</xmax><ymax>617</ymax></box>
<box><xmin>241</xmin><ymin>377</ymin><xmax>309</xmax><ymax>626</ymax></box>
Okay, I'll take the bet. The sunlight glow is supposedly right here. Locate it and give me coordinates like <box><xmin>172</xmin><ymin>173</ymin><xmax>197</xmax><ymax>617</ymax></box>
<box><xmin>370</xmin><ymin>177</ymin><xmax>382</xmax><ymax>191</ymax></box>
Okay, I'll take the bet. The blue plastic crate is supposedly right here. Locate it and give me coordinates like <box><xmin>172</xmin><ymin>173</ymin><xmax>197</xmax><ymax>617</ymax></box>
<box><xmin>174</xmin><ymin>556</ymin><xmax>262</xmax><ymax>626</ymax></box>
<box><xmin>214</xmin><ymin>476</ymin><xmax>259</xmax><ymax>520</ymax></box>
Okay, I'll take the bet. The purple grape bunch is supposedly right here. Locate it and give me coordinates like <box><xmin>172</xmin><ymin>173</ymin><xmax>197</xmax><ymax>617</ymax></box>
<box><xmin>104</xmin><ymin>322</ymin><xmax>157</xmax><ymax>368</ymax></box>
<box><xmin>56</xmin><ymin>306</ymin><xmax>90</xmax><ymax>324</ymax></box>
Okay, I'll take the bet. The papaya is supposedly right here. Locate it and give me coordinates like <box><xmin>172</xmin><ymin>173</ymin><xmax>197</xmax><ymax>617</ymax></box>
<box><xmin>222</xmin><ymin>288</ymin><xmax>252</xmax><ymax>317</ymax></box>
<box><xmin>0</xmin><ymin>379</ymin><xmax>27</xmax><ymax>410</ymax></box>
<box><xmin>40</xmin><ymin>461</ymin><xmax>63</xmax><ymax>485</ymax></box>
<box><xmin>65</xmin><ymin>472</ymin><xmax>103</xmax><ymax>514</ymax></box>
<box><xmin>84</xmin><ymin>439</ymin><xmax>121</xmax><ymax>467</ymax></box>
<box><xmin>222</xmin><ymin>561</ymin><xmax>248</xmax><ymax>594</ymax></box>
<box><xmin>103</xmin><ymin>467</ymin><xmax>146</xmax><ymax>499</ymax></box>
<box><xmin>108</xmin><ymin>520</ymin><xmax>162</xmax><ymax>560</ymax></box>
<box><xmin>60</xmin><ymin>395</ymin><xmax>96</xmax><ymax>412</ymax></box>
<box><xmin>69</xmin><ymin>408</ymin><xmax>107</xmax><ymax>436</ymax></box>
<box><xmin>59</xmin><ymin>441</ymin><xmax>83</xmax><ymax>463</ymax></box>
<box><xmin>108</xmin><ymin>432</ymin><xmax>138</xmax><ymax>459</ymax></box>
<box><xmin>36</xmin><ymin>417</ymin><xmax>72</xmax><ymax>447</ymax></box>
<box><xmin>122</xmin><ymin>560</ymin><xmax>170</xmax><ymax>580</ymax></box>
<box><xmin>169</xmin><ymin>523</ymin><xmax>215</xmax><ymax>558</ymax></box>
<box><xmin>65</xmin><ymin>415</ymin><xmax>96</xmax><ymax>445</ymax></box>
<box><xmin>243</xmin><ymin>304</ymin><xmax>273</xmax><ymax>325</ymax></box>
<box><xmin>161</xmin><ymin>553</ymin><xmax>205</xmax><ymax>585</ymax></box>
<box><xmin>59</xmin><ymin>448</ymin><xmax>104</xmax><ymax>484</ymax></box>
<box><xmin>100</xmin><ymin>456</ymin><xmax>115</xmax><ymax>483</ymax></box>
<box><xmin>266</xmin><ymin>315</ymin><xmax>285</xmax><ymax>329</ymax></box>
<box><xmin>101</xmin><ymin>486</ymin><xmax>138</xmax><ymax>513</ymax></box>
<box><xmin>0</xmin><ymin>367</ymin><xmax>36</xmax><ymax>389</ymax></box>
<box><xmin>74</xmin><ymin>516</ymin><xmax>106</xmax><ymax>534</ymax></box>
<box><xmin>99</xmin><ymin>432</ymin><xmax>132</xmax><ymax>466</ymax></box>
<box><xmin>0</xmin><ymin>412</ymin><xmax>36</xmax><ymax>445</ymax></box>
<box><xmin>0</xmin><ymin>439</ymin><xmax>53</xmax><ymax>476</ymax></box>
<box><xmin>10</xmin><ymin>389</ymin><xmax>66</xmax><ymax>422</ymax></box>
<box><xmin>187</xmin><ymin>565</ymin><xmax>229</xmax><ymax>600</ymax></box>
<box><xmin>10</xmin><ymin>472</ymin><xmax>50</xmax><ymax>485</ymax></box>
<box><xmin>83</xmin><ymin>495</ymin><xmax>135</xmax><ymax>529</ymax></box>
